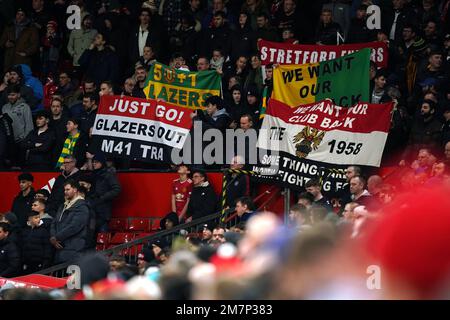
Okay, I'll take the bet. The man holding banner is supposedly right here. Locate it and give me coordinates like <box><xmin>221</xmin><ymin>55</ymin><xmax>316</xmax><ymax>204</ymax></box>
<box><xmin>143</xmin><ymin>62</ymin><xmax>222</xmax><ymax>109</ymax></box>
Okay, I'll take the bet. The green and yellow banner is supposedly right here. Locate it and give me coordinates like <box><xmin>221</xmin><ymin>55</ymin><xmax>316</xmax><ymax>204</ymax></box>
<box><xmin>271</xmin><ymin>48</ymin><xmax>370</xmax><ymax>107</ymax></box>
<box><xmin>143</xmin><ymin>62</ymin><xmax>221</xmax><ymax>109</ymax></box>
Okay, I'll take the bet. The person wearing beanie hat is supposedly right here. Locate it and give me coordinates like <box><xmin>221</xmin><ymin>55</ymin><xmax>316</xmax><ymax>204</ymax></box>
<box><xmin>91</xmin><ymin>152</ymin><xmax>121</xmax><ymax>232</ymax></box>
<box><xmin>41</xmin><ymin>20</ymin><xmax>61</xmax><ymax>79</ymax></box>
<box><xmin>11</xmin><ymin>173</ymin><xmax>35</xmax><ymax>228</ymax></box>
<box><xmin>20</xmin><ymin>106</ymin><xmax>56</xmax><ymax>170</ymax></box>
<box><xmin>20</xmin><ymin>210</ymin><xmax>52</xmax><ymax>273</ymax></box>
<box><xmin>244</xmin><ymin>84</ymin><xmax>261</xmax><ymax>122</ymax></box>
<box><xmin>1</xmin><ymin>65</ymin><xmax>40</xmax><ymax>111</ymax></box>
<box><xmin>0</xmin><ymin>7</ymin><xmax>39</xmax><ymax>71</ymax></box>
<box><xmin>1</xmin><ymin>83</ymin><xmax>34</xmax><ymax>158</ymax></box>
<box><xmin>160</xmin><ymin>212</ymin><xmax>180</xmax><ymax>231</ymax></box>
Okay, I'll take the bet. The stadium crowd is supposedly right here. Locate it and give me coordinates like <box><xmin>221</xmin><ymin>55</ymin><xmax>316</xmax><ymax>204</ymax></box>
<box><xmin>0</xmin><ymin>0</ymin><xmax>450</xmax><ymax>300</ymax></box>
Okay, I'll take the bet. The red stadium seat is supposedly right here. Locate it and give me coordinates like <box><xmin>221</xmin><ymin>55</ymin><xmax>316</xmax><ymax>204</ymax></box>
<box><xmin>150</xmin><ymin>219</ymin><xmax>161</xmax><ymax>231</ymax></box>
<box><xmin>135</xmin><ymin>232</ymin><xmax>152</xmax><ymax>239</ymax></box>
<box><xmin>96</xmin><ymin>232</ymin><xmax>111</xmax><ymax>245</ymax></box>
<box><xmin>109</xmin><ymin>218</ymin><xmax>128</xmax><ymax>232</ymax></box>
<box><xmin>96</xmin><ymin>244</ymin><xmax>106</xmax><ymax>251</ymax></box>
<box><xmin>128</xmin><ymin>218</ymin><xmax>150</xmax><ymax>232</ymax></box>
<box><xmin>110</xmin><ymin>232</ymin><xmax>135</xmax><ymax>245</ymax></box>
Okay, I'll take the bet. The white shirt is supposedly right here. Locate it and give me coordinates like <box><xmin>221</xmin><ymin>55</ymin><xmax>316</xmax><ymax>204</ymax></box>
<box><xmin>389</xmin><ymin>11</ymin><xmax>400</xmax><ymax>41</ymax></box>
<box><xmin>138</xmin><ymin>25</ymin><xmax>149</xmax><ymax>57</ymax></box>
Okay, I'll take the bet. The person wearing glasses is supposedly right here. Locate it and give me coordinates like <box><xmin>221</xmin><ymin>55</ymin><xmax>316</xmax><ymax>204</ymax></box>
<box><xmin>46</xmin><ymin>155</ymin><xmax>81</xmax><ymax>217</ymax></box>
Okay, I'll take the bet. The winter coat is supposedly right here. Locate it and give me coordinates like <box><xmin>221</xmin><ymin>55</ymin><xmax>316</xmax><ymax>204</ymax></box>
<box><xmin>67</xmin><ymin>28</ymin><xmax>98</xmax><ymax>66</ymax></box>
<box><xmin>78</xmin><ymin>47</ymin><xmax>120</xmax><ymax>86</ymax></box>
<box><xmin>0</xmin><ymin>83</ymin><xmax>39</xmax><ymax>111</ymax></box>
<box><xmin>21</xmin><ymin>221</ymin><xmax>52</xmax><ymax>268</ymax></box>
<box><xmin>0</xmin><ymin>237</ymin><xmax>21</xmax><ymax>277</ymax></box>
<box><xmin>194</xmin><ymin>108</ymin><xmax>231</xmax><ymax>133</ymax></box>
<box><xmin>50</xmin><ymin>197</ymin><xmax>90</xmax><ymax>264</ymax></box>
<box><xmin>11</xmin><ymin>188</ymin><xmax>36</xmax><ymax>228</ymax></box>
<box><xmin>186</xmin><ymin>181</ymin><xmax>217</xmax><ymax>220</ymax></box>
<box><xmin>21</xmin><ymin>127</ymin><xmax>56</xmax><ymax>170</ymax></box>
<box><xmin>315</xmin><ymin>22</ymin><xmax>343</xmax><ymax>45</ymax></box>
<box><xmin>19</xmin><ymin>64</ymin><xmax>43</xmax><ymax>111</ymax></box>
<box><xmin>92</xmin><ymin>168</ymin><xmax>121</xmax><ymax>224</ymax></box>
<box><xmin>0</xmin><ymin>19</ymin><xmax>39</xmax><ymax>70</ymax></box>
<box><xmin>230</xmin><ymin>24</ymin><xmax>256</xmax><ymax>62</ymax></box>
<box><xmin>47</xmin><ymin>169</ymin><xmax>81</xmax><ymax>217</ymax></box>
<box><xmin>1</xmin><ymin>98</ymin><xmax>34</xmax><ymax>142</ymax></box>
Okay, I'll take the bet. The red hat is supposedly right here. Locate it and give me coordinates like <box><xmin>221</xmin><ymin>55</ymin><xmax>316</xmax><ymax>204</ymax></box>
<box><xmin>365</xmin><ymin>186</ymin><xmax>450</xmax><ymax>298</ymax></box>
<box><xmin>47</xmin><ymin>20</ymin><xmax>57</xmax><ymax>30</ymax></box>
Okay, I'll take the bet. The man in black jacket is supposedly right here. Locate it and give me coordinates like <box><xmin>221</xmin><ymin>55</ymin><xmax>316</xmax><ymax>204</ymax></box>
<box><xmin>21</xmin><ymin>110</ymin><xmax>55</xmax><ymax>170</ymax></box>
<box><xmin>381</xmin><ymin>0</ymin><xmax>418</xmax><ymax>45</ymax></box>
<box><xmin>78</xmin><ymin>32</ymin><xmax>120</xmax><ymax>87</ymax></box>
<box><xmin>129</xmin><ymin>8</ymin><xmax>163</xmax><ymax>66</ymax></box>
<box><xmin>21</xmin><ymin>210</ymin><xmax>52</xmax><ymax>274</ymax></box>
<box><xmin>11</xmin><ymin>172</ymin><xmax>35</xmax><ymax>228</ymax></box>
<box><xmin>48</xmin><ymin>97</ymin><xmax>69</xmax><ymax>164</ymax></box>
<box><xmin>0</xmin><ymin>222</ymin><xmax>21</xmax><ymax>278</ymax></box>
<box><xmin>46</xmin><ymin>155</ymin><xmax>81</xmax><ymax>217</ymax></box>
<box><xmin>186</xmin><ymin>170</ymin><xmax>217</xmax><ymax>222</ymax></box>
<box><xmin>50</xmin><ymin>180</ymin><xmax>90</xmax><ymax>264</ymax></box>
<box><xmin>91</xmin><ymin>153</ymin><xmax>121</xmax><ymax>232</ymax></box>
<box><xmin>315</xmin><ymin>8</ymin><xmax>343</xmax><ymax>45</ymax></box>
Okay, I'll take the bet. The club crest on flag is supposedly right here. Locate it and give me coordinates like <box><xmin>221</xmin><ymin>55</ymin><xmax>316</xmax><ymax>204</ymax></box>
<box><xmin>293</xmin><ymin>126</ymin><xmax>325</xmax><ymax>158</ymax></box>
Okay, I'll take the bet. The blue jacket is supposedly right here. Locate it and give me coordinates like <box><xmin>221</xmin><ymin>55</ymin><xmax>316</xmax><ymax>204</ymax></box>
<box><xmin>19</xmin><ymin>64</ymin><xmax>43</xmax><ymax>111</ymax></box>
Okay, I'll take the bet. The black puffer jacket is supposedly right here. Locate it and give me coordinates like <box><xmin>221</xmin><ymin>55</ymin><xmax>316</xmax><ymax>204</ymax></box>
<box><xmin>0</xmin><ymin>237</ymin><xmax>21</xmax><ymax>278</ymax></box>
<box><xmin>21</xmin><ymin>222</ymin><xmax>53</xmax><ymax>268</ymax></box>
<box><xmin>186</xmin><ymin>181</ymin><xmax>217</xmax><ymax>220</ymax></box>
<box><xmin>50</xmin><ymin>198</ymin><xmax>90</xmax><ymax>264</ymax></box>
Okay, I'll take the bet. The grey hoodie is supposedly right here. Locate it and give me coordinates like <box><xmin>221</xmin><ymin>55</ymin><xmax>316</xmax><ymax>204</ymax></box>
<box><xmin>1</xmin><ymin>98</ymin><xmax>33</xmax><ymax>142</ymax></box>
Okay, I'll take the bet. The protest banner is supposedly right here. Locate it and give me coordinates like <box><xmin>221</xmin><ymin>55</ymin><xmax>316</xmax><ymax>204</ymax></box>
<box><xmin>271</xmin><ymin>48</ymin><xmax>370</xmax><ymax>107</ymax></box>
<box><xmin>252</xmin><ymin>98</ymin><xmax>393</xmax><ymax>192</ymax></box>
<box><xmin>143</xmin><ymin>62</ymin><xmax>221</xmax><ymax>109</ymax></box>
<box><xmin>259</xmin><ymin>39</ymin><xmax>388</xmax><ymax>68</ymax></box>
<box><xmin>92</xmin><ymin>95</ymin><xmax>193</xmax><ymax>163</ymax></box>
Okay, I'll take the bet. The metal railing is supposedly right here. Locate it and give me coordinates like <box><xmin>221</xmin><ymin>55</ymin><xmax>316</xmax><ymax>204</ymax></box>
<box><xmin>35</xmin><ymin>210</ymin><xmax>239</xmax><ymax>278</ymax></box>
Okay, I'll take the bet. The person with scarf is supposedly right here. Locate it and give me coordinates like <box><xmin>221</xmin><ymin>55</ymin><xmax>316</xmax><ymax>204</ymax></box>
<box><xmin>56</xmin><ymin>118</ymin><xmax>88</xmax><ymax>169</ymax></box>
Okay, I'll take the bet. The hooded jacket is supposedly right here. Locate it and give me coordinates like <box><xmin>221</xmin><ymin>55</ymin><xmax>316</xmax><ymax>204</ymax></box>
<box><xmin>186</xmin><ymin>181</ymin><xmax>218</xmax><ymax>220</ymax></box>
<box><xmin>1</xmin><ymin>98</ymin><xmax>33</xmax><ymax>142</ymax></box>
<box><xmin>195</xmin><ymin>108</ymin><xmax>231</xmax><ymax>132</ymax></box>
<box><xmin>19</xmin><ymin>64</ymin><xmax>43</xmax><ymax>111</ymax></box>
<box><xmin>51</xmin><ymin>197</ymin><xmax>90</xmax><ymax>264</ymax></box>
